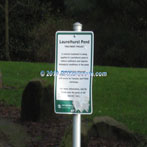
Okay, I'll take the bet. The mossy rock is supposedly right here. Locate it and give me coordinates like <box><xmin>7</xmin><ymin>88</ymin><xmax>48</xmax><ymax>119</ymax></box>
<box><xmin>40</xmin><ymin>84</ymin><xmax>54</xmax><ymax>120</ymax></box>
<box><xmin>60</xmin><ymin>116</ymin><xmax>145</xmax><ymax>147</ymax></box>
<box><xmin>91</xmin><ymin>116</ymin><xmax>139</xmax><ymax>145</ymax></box>
<box><xmin>21</xmin><ymin>79</ymin><xmax>54</xmax><ymax>122</ymax></box>
<box><xmin>0</xmin><ymin>118</ymin><xmax>31</xmax><ymax>147</ymax></box>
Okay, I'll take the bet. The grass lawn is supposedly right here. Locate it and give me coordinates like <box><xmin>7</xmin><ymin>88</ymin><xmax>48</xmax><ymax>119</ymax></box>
<box><xmin>0</xmin><ymin>61</ymin><xmax>147</xmax><ymax>135</ymax></box>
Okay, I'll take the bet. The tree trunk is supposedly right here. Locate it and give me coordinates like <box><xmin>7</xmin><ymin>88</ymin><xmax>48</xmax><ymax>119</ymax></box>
<box><xmin>0</xmin><ymin>71</ymin><xmax>2</xmax><ymax>88</ymax></box>
<box><xmin>5</xmin><ymin>0</ymin><xmax>11</xmax><ymax>60</ymax></box>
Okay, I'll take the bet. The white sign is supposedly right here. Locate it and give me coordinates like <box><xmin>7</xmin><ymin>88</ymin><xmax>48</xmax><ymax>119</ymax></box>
<box><xmin>54</xmin><ymin>31</ymin><xmax>94</xmax><ymax>114</ymax></box>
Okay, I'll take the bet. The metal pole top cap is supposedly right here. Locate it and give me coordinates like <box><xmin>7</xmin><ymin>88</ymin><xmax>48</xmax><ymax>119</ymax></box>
<box><xmin>73</xmin><ymin>22</ymin><xmax>82</xmax><ymax>31</ymax></box>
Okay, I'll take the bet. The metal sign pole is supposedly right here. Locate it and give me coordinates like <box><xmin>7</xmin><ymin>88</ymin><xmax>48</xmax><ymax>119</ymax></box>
<box><xmin>72</xmin><ymin>22</ymin><xmax>82</xmax><ymax>147</ymax></box>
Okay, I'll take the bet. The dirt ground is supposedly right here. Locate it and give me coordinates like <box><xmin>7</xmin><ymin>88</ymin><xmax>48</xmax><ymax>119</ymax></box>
<box><xmin>0</xmin><ymin>102</ymin><xmax>71</xmax><ymax>147</ymax></box>
<box><xmin>0</xmin><ymin>102</ymin><xmax>146</xmax><ymax>147</ymax></box>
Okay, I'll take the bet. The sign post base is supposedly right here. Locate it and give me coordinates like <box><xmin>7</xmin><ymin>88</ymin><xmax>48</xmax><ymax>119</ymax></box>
<box><xmin>73</xmin><ymin>114</ymin><xmax>81</xmax><ymax>147</ymax></box>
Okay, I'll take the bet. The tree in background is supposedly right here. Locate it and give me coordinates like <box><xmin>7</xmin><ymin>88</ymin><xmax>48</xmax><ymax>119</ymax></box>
<box><xmin>0</xmin><ymin>0</ymin><xmax>11</xmax><ymax>60</ymax></box>
<box><xmin>0</xmin><ymin>0</ymin><xmax>29</xmax><ymax>61</ymax></box>
<box><xmin>64</xmin><ymin>0</ymin><xmax>147</xmax><ymax>67</ymax></box>
<box><xmin>0</xmin><ymin>0</ymin><xmax>146</xmax><ymax>67</ymax></box>
<box><xmin>0</xmin><ymin>0</ymin><xmax>65</xmax><ymax>62</ymax></box>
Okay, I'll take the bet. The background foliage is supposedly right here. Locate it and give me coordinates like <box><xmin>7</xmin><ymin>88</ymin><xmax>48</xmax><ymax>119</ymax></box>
<box><xmin>0</xmin><ymin>0</ymin><xmax>147</xmax><ymax>67</ymax></box>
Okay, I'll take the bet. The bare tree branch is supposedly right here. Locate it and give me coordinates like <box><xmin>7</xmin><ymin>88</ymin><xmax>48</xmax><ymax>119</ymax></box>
<box><xmin>0</xmin><ymin>3</ymin><xmax>4</xmax><ymax>11</ymax></box>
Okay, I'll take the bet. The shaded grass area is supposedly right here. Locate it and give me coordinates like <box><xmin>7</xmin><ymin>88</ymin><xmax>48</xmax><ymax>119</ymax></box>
<box><xmin>91</xmin><ymin>66</ymin><xmax>147</xmax><ymax>135</ymax></box>
<box><xmin>0</xmin><ymin>61</ymin><xmax>54</xmax><ymax>106</ymax></box>
<box><xmin>0</xmin><ymin>61</ymin><xmax>147</xmax><ymax>135</ymax></box>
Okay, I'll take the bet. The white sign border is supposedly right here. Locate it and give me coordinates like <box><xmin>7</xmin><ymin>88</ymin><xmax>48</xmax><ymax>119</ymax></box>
<box><xmin>54</xmin><ymin>31</ymin><xmax>94</xmax><ymax>115</ymax></box>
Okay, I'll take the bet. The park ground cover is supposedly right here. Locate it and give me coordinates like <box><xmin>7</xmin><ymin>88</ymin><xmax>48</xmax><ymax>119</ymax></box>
<box><xmin>0</xmin><ymin>61</ymin><xmax>147</xmax><ymax>136</ymax></box>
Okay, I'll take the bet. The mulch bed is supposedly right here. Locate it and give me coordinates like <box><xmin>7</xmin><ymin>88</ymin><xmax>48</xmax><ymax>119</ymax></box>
<box><xmin>0</xmin><ymin>102</ymin><xmax>145</xmax><ymax>147</ymax></box>
<box><xmin>88</xmin><ymin>136</ymin><xmax>135</xmax><ymax>147</ymax></box>
<box><xmin>0</xmin><ymin>101</ymin><xmax>71</xmax><ymax>147</ymax></box>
